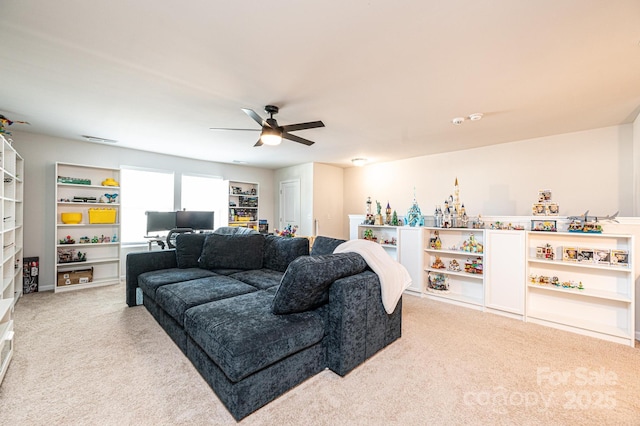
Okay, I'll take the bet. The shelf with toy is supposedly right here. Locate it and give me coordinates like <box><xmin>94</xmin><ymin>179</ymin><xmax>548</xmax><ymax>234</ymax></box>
<box><xmin>357</xmin><ymin>224</ymin><xmax>399</xmax><ymax>259</ymax></box>
<box><xmin>425</xmin><ymin>248</ymin><xmax>484</xmax><ymax>257</ymax></box>
<box><xmin>54</xmin><ymin>162</ymin><xmax>121</xmax><ymax>293</ymax></box>
<box><xmin>526</xmin><ymin>281</ymin><xmax>631</xmax><ymax>303</ymax></box>
<box><xmin>525</xmin><ymin>230</ymin><xmax>634</xmax><ymax>347</ymax></box>
<box><xmin>227</xmin><ymin>181</ymin><xmax>259</xmax><ymax>229</ymax></box>
<box><xmin>423</xmin><ymin>227</ymin><xmax>485</xmax><ymax>309</ymax></box>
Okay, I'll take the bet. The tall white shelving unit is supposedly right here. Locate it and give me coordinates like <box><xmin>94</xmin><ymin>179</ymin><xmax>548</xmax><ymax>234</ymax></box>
<box><xmin>55</xmin><ymin>163</ymin><xmax>121</xmax><ymax>293</ymax></box>
<box><xmin>0</xmin><ymin>135</ymin><xmax>23</xmax><ymax>385</ymax></box>
<box><xmin>227</xmin><ymin>181</ymin><xmax>259</xmax><ymax>230</ymax></box>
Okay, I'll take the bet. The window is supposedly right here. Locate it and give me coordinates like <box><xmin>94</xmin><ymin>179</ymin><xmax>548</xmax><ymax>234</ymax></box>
<box><xmin>181</xmin><ymin>174</ymin><xmax>226</xmax><ymax>230</ymax></box>
<box><xmin>121</xmin><ymin>167</ymin><xmax>174</xmax><ymax>243</ymax></box>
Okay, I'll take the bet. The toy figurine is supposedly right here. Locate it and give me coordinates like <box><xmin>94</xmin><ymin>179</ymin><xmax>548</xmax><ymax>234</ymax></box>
<box><xmin>448</xmin><ymin>259</ymin><xmax>461</xmax><ymax>272</ymax></box>
<box><xmin>427</xmin><ymin>272</ymin><xmax>449</xmax><ymax>292</ymax></box>
<box><xmin>391</xmin><ymin>210</ymin><xmax>400</xmax><ymax>226</ymax></box>
<box><xmin>431</xmin><ymin>256</ymin><xmax>445</xmax><ymax>269</ymax></box>
<box><xmin>385</xmin><ymin>202</ymin><xmax>392</xmax><ymax>225</ymax></box>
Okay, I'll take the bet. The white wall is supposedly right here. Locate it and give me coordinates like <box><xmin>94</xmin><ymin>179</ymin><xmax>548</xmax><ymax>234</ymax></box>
<box><xmin>343</xmin><ymin>124</ymin><xmax>634</xmax><ymax>236</ymax></box>
<box><xmin>272</xmin><ymin>163</ymin><xmax>345</xmax><ymax>238</ymax></box>
<box><xmin>634</xmin><ymin>114</ymin><xmax>640</xmax><ymax>216</ymax></box>
<box><xmin>313</xmin><ymin>163</ymin><xmax>344</xmax><ymax>238</ymax></box>
<box><xmin>13</xmin><ymin>130</ymin><xmax>275</xmax><ymax>291</ymax></box>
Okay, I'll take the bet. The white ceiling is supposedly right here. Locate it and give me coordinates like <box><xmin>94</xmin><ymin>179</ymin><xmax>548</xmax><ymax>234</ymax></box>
<box><xmin>1</xmin><ymin>0</ymin><xmax>640</xmax><ymax>169</ymax></box>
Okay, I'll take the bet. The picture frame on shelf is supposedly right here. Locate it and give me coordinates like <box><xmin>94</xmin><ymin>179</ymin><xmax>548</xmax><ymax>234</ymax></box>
<box><xmin>610</xmin><ymin>249</ymin><xmax>629</xmax><ymax>267</ymax></box>
<box><xmin>594</xmin><ymin>249</ymin><xmax>611</xmax><ymax>265</ymax></box>
<box><xmin>538</xmin><ymin>189</ymin><xmax>552</xmax><ymax>202</ymax></box>
<box><xmin>532</xmin><ymin>203</ymin><xmax>546</xmax><ymax>216</ymax></box>
<box><xmin>562</xmin><ymin>247</ymin><xmax>578</xmax><ymax>262</ymax></box>
<box><xmin>577</xmin><ymin>248</ymin><xmax>595</xmax><ymax>263</ymax></box>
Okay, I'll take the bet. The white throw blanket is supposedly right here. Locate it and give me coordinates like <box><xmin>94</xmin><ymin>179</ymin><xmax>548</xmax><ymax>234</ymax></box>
<box><xmin>334</xmin><ymin>239</ymin><xmax>412</xmax><ymax>314</ymax></box>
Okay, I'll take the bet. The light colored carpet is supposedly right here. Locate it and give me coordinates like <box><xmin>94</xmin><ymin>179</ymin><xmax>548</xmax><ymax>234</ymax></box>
<box><xmin>1</xmin><ymin>283</ymin><xmax>639</xmax><ymax>425</ymax></box>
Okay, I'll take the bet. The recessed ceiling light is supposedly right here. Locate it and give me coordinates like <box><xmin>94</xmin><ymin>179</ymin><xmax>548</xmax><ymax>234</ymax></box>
<box><xmin>468</xmin><ymin>113</ymin><xmax>483</xmax><ymax>121</ymax></box>
<box><xmin>82</xmin><ymin>135</ymin><xmax>117</xmax><ymax>143</ymax></box>
<box><xmin>451</xmin><ymin>117</ymin><xmax>465</xmax><ymax>125</ymax></box>
<box><xmin>351</xmin><ymin>158</ymin><xmax>367</xmax><ymax>167</ymax></box>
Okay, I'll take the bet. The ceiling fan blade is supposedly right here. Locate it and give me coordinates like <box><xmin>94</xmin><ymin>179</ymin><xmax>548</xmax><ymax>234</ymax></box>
<box><xmin>282</xmin><ymin>132</ymin><xmax>315</xmax><ymax>146</ymax></box>
<box><xmin>281</xmin><ymin>120</ymin><xmax>325</xmax><ymax>132</ymax></box>
<box><xmin>209</xmin><ymin>127</ymin><xmax>260</xmax><ymax>131</ymax></box>
<box><xmin>242</xmin><ymin>108</ymin><xmax>265</xmax><ymax>127</ymax></box>
<box><xmin>253</xmin><ymin>139</ymin><xmax>263</xmax><ymax>147</ymax></box>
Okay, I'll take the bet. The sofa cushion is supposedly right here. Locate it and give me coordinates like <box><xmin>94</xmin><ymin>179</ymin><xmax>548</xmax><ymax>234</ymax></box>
<box><xmin>138</xmin><ymin>268</ymin><xmax>218</xmax><ymax>299</ymax></box>
<box><xmin>263</xmin><ymin>235</ymin><xmax>309</xmax><ymax>272</ymax></box>
<box><xmin>271</xmin><ymin>253</ymin><xmax>368</xmax><ymax>314</ymax></box>
<box><xmin>175</xmin><ymin>233</ymin><xmax>208</xmax><ymax>268</ymax></box>
<box><xmin>310</xmin><ymin>236</ymin><xmax>346</xmax><ymax>256</ymax></box>
<box><xmin>156</xmin><ymin>276</ymin><xmax>257</xmax><ymax>325</ymax></box>
<box><xmin>199</xmin><ymin>233</ymin><xmax>265</xmax><ymax>271</ymax></box>
<box><xmin>213</xmin><ymin>226</ymin><xmax>259</xmax><ymax>235</ymax></box>
<box><xmin>229</xmin><ymin>269</ymin><xmax>284</xmax><ymax>290</ymax></box>
<box><xmin>184</xmin><ymin>291</ymin><xmax>325</xmax><ymax>383</ymax></box>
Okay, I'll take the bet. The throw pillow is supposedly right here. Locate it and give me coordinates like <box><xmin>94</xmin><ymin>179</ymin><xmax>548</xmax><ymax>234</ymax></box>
<box><xmin>175</xmin><ymin>233</ymin><xmax>208</xmax><ymax>268</ymax></box>
<box><xmin>263</xmin><ymin>235</ymin><xmax>310</xmax><ymax>272</ymax></box>
<box><xmin>272</xmin><ymin>252</ymin><xmax>367</xmax><ymax>314</ymax></box>
<box><xmin>310</xmin><ymin>236</ymin><xmax>346</xmax><ymax>256</ymax></box>
<box><xmin>199</xmin><ymin>233</ymin><xmax>265</xmax><ymax>271</ymax></box>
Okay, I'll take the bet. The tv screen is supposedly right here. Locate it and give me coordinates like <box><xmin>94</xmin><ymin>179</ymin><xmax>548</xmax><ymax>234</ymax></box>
<box><xmin>176</xmin><ymin>210</ymin><xmax>214</xmax><ymax>231</ymax></box>
<box><xmin>145</xmin><ymin>211</ymin><xmax>176</xmax><ymax>234</ymax></box>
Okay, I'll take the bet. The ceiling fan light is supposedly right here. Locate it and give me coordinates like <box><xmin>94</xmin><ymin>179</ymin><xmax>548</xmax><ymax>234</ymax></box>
<box><xmin>260</xmin><ymin>128</ymin><xmax>282</xmax><ymax>145</ymax></box>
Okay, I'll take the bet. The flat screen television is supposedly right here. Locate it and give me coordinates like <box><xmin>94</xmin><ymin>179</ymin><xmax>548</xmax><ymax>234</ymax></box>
<box><xmin>176</xmin><ymin>210</ymin><xmax>214</xmax><ymax>231</ymax></box>
<box><xmin>145</xmin><ymin>211</ymin><xmax>177</xmax><ymax>234</ymax></box>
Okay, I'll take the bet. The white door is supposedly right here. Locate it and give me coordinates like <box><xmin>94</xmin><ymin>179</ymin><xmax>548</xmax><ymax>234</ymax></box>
<box><xmin>279</xmin><ymin>179</ymin><xmax>300</xmax><ymax>231</ymax></box>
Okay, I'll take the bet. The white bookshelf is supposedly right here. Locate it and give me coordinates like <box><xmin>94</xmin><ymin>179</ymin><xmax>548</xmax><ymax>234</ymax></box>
<box><xmin>54</xmin><ymin>163</ymin><xmax>121</xmax><ymax>293</ymax></box>
<box><xmin>0</xmin><ymin>135</ymin><xmax>22</xmax><ymax>385</ymax></box>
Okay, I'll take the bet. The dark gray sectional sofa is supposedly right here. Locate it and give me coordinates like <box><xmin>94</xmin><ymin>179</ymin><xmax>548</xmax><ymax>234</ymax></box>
<box><xmin>126</xmin><ymin>230</ymin><xmax>402</xmax><ymax>421</ymax></box>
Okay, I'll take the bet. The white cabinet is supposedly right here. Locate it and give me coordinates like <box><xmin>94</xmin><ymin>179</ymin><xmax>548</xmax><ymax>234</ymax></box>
<box><xmin>227</xmin><ymin>181</ymin><xmax>259</xmax><ymax>230</ymax></box>
<box><xmin>55</xmin><ymin>163</ymin><xmax>121</xmax><ymax>292</ymax></box>
<box><xmin>423</xmin><ymin>227</ymin><xmax>485</xmax><ymax>309</ymax></box>
<box><xmin>0</xmin><ymin>135</ymin><xmax>22</xmax><ymax>385</ymax></box>
<box><xmin>485</xmin><ymin>230</ymin><xmax>526</xmax><ymax>319</ymax></box>
<box><xmin>398</xmin><ymin>227</ymin><xmax>424</xmax><ymax>295</ymax></box>
<box><xmin>525</xmin><ymin>231</ymin><xmax>635</xmax><ymax>347</ymax></box>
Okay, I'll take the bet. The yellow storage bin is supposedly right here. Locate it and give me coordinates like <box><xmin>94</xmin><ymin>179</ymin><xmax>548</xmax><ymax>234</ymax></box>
<box><xmin>88</xmin><ymin>208</ymin><xmax>117</xmax><ymax>224</ymax></box>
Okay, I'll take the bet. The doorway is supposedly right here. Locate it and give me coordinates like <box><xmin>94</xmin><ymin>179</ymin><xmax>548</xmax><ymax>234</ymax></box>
<box><xmin>279</xmin><ymin>179</ymin><xmax>300</xmax><ymax>232</ymax></box>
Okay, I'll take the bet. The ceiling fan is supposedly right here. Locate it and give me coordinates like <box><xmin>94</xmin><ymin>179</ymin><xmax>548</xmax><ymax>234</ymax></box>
<box><xmin>210</xmin><ymin>105</ymin><xmax>324</xmax><ymax>147</ymax></box>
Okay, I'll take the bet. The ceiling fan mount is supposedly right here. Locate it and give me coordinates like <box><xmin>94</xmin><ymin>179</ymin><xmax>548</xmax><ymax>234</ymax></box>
<box><xmin>264</xmin><ymin>104</ymin><xmax>279</xmax><ymax>116</ymax></box>
<box><xmin>210</xmin><ymin>105</ymin><xmax>324</xmax><ymax>147</ymax></box>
